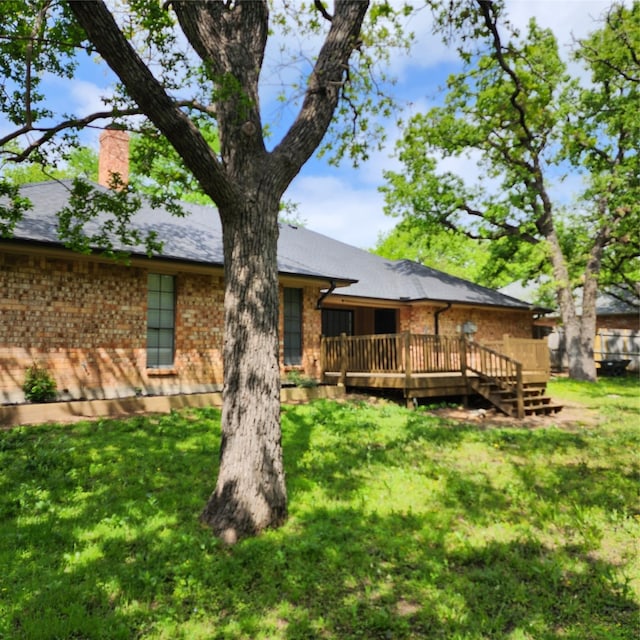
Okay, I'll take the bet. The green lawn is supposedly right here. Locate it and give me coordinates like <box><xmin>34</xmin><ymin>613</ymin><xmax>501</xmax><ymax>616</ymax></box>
<box><xmin>1</xmin><ymin>377</ymin><xmax>638</xmax><ymax>639</ymax></box>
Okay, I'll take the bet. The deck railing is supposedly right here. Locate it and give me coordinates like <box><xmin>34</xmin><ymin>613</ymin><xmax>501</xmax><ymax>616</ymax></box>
<box><xmin>320</xmin><ymin>333</ymin><xmax>465</xmax><ymax>376</ymax></box>
<box><xmin>320</xmin><ymin>332</ymin><xmax>548</xmax><ymax>418</ymax></box>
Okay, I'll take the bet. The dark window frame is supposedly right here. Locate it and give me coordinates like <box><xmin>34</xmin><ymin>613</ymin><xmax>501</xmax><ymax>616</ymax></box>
<box><xmin>283</xmin><ymin>287</ymin><xmax>303</xmax><ymax>366</ymax></box>
<box><xmin>147</xmin><ymin>273</ymin><xmax>176</xmax><ymax>368</ymax></box>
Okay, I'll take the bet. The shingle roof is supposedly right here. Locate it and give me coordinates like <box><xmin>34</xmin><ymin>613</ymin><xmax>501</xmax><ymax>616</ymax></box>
<box><xmin>279</xmin><ymin>223</ymin><xmax>533</xmax><ymax>309</ymax></box>
<box><xmin>499</xmin><ymin>279</ymin><xmax>639</xmax><ymax>315</ymax></box>
<box><xmin>11</xmin><ymin>180</ymin><xmax>353</xmax><ymax>283</ymax></box>
<box><xmin>7</xmin><ymin>180</ymin><xmax>534</xmax><ymax>310</ymax></box>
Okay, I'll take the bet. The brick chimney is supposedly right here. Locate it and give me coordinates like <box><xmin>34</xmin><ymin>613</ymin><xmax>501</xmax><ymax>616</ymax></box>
<box><xmin>98</xmin><ymin>126</ymin><xmax>129</xmax><ymax>189</ymax></box>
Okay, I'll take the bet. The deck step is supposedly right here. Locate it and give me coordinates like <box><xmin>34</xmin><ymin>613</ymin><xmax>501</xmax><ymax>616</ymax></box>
<box><xmin>469</xmin><ymin>378</ymin><xmax>562</xmax><ymax>418</ymax></box>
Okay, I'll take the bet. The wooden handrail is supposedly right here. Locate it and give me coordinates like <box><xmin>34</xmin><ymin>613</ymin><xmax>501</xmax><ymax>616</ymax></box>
<box><xmin>465</xmin><ymin>340</ymin><xmax>525</xmax><ymax>418</ymax></box>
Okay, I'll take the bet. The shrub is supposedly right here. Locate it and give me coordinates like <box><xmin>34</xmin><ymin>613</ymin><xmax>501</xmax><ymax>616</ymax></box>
<box><xmin>285</xmin><ymin>370</ymin><xmax>318</xmax><ymax>388</ymax></box>
<box><xmin>22</xmin><ymin>362</ymin><xmax>57</xmax><ymax>403</ymax></box>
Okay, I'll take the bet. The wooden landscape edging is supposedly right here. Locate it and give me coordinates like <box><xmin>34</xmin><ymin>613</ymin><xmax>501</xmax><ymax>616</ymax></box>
<box><xmin>0</xmin><ymin>385</ymin><xmax>345</xmax><ymax>428</ymax></box>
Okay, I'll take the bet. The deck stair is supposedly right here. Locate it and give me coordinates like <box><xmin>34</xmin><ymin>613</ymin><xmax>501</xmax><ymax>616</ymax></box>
<box><xmin>464</xmin><ymin>340</ymin><xmax>562</xmax><ymax>418</ymax></box>
<box><xmin>469</xmin><ymin>378</ymin><xmax>562</xmax><ymax>418</ymax></box>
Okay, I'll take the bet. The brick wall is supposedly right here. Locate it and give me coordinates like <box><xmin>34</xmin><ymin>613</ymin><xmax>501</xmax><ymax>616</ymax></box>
<box><xmin>0</xmin><ymin>253</ymin><xmax>145</xmax><ymax>402</ymax></box>
<box><xmin>1</xmin><ymin>252</ymin><xmax>324</xmax><ymax>404</ymax></box>
<box><xmin>399</xmin><ymin>302</ymin><xmax>535</xmax><ymax>341</ymax></box>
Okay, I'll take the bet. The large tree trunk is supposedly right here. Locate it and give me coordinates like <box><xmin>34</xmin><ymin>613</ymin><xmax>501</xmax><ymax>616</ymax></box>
<box><xmin>562</xmin><ymin>317</ymin><xmax>597</xmax><ymax>380</ymax></box>
<box><xmin>199</xmin><ymin>195</ymin><xmax>286</xmax><ymax>543</ymax></box>
<box><xmin>547</xmin><ymin>229</ymin><xmax>598</xmax><ymax>381</ymax></box>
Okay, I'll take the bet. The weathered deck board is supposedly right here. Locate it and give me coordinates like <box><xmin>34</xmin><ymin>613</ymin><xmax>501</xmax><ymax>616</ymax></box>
<box><xmin>323</xmin><ymin>370</ymin><xmax>546</xmax><ymax>398</ymax></box>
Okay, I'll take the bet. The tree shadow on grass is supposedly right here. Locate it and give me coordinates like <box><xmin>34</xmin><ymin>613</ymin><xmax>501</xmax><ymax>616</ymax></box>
<box><xmin>5</xmin><ymin>505</ymin><xmax>637</xmax><ymax>639</ymax></box>
<box><xmin>1</xmin><ymin>403</ymin><xmax>638</xmax><ymax>639</ymax></box>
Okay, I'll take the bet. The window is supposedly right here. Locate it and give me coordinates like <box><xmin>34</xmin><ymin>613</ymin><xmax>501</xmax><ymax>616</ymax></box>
<box><xmin>322</xmin><ymin>309</ymin><xmax>353</xmax><ymax>337</ymax></box>
<box><xmin>147</xmin><ymin>274</ymin><xmax>175</xmax><ymax>368</ymax></box>
<box><xmin>283</xmin><ymin>288</ymin><xmax>303</xmax><ymax>366</ymax></box>
<box><xmin>374</xmin><ymin>308</ymin><xmax>397</xmax><ymax>335</ymax></box>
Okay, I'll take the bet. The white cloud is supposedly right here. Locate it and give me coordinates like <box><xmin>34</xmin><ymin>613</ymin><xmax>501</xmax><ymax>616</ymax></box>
<box><xmin>286</xmin><ymin>173</ymin><xmax>396</xmax><ymax>250</ymax></box>
<box><xmin>68</xmin><ymin>79</ymin><xmax>111</xmax><ymax>117</ymax></box>
<box><xmin>506</xmin><ymin>0</ymin><xmax>614</xmax><ymax>46</ymax></box>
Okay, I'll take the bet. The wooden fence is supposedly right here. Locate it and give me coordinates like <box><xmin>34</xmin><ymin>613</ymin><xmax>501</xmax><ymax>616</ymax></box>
<box><xmin>484</xmin><ymin>335</ymin><xmax>550</xmax><ymax>375</ymax></box>
<box><xmin>549</xmin><ymin>328</ymin><xmax>640</xmax><ymax>372</ymax></box>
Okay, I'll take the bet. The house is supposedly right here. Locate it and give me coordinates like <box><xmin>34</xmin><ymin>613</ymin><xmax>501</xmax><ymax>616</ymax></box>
<box><xmin>0</xmin><ymin>130</ymin><xmax>547</xmax><ymax>407</ymax></box>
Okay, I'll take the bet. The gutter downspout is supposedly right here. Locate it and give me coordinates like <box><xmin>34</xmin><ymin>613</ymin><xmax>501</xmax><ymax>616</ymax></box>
<box><xmin>316</xmin><ymin>280</ymin><xmax>337</xmax><ymax>309</ymax></box>
<box><xmin>434</xmin><ymin>303</ymin><xmax>452</xmax><ymax>335</ymax></box>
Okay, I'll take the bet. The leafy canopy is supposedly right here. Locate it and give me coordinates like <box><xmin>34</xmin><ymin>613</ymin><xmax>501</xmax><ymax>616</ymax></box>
<box><xmin>381</xmin><ymin>2</ymin><xmax>639</xmax><ymax>304</ymax></box>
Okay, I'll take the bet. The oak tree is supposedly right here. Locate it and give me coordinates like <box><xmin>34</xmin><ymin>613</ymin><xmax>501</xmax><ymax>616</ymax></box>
<box><xmin>381</xmin><ymin>1</ymin><xmax>639</xmax><ymax>381</ymax></box>
<box><xmin>0</xmin><ymin>0</ymin><xmax>408</xmax><ymax>541</ymax></box>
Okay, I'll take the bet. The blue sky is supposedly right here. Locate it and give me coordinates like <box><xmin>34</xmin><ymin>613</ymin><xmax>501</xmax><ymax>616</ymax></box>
<box><xmin>284</xmin><ymin>0</ymin><xmax>620</xmax><ymax>249</ymax></box>
<box><xmin>2</xmin><ymin>1</ymin><xmax>619</xmax><ymax>249</ymax></box>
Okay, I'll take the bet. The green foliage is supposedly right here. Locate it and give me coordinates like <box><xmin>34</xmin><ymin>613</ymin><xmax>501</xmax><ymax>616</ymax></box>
<box><xmin>0</xmin><ymin>177</ymin><xmax>32</xmax><ymax>238</ymax></box>
<box><xmin>56</xmin><ymin>178</ymin><xmax>162</xmax><ymax>259</ymax></box>
<box><xmin>22</xmin><ymin>362</ymin><xmax>57</xmax><ymax>403</ymax></box>
<box><xmin>373</xmin><ymin>218</ymin><xmax>548</xmax><ymax>288</ymax></box>
<box><xmin>1</xmin><ymin>145</ymin><xmax>99</xmax><ymax>185</ymax></box>
<box><xmin>382</xmin><ymin>17</ymin><xmax>569</xmax><ymax>246</ymax></box>
<box><xmin>1</xmin><ymin>384</ymin><xmax>639</xmax><ymax>638</ymax></box>
<box><xmin>285</xmin><ymin>370</ymin><xmax>318</xmax><ymax>388</ymax></box>
<box><xmin>382</xmin><ymin>2</ymin><xmax>639</xmax><ymax>305</ymax></box>
<box><xmin>374</xmin><ymin>221</ymin><xmax>490</xmax><ymax>282</ymax></box>
<box><xmin>566</xmin><ymin>2</ymin><xmax>640</xmax><ymax>301</ymax></box>
<box><xmin>128</xmin><ymin>121</ymin><xmax>220</xmax><ymax>208</ymax></box>
<box><xmin>0</xmin><ymin>2</ymin><xmax>84</xmax><ymax>127</ymax></box>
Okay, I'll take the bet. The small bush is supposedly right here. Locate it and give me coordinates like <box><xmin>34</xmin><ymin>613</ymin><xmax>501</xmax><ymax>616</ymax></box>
<box><xmin>285</xmin><ymin>370</ymin><xmax>318</xmax><ymax>388</ymax></box>
<box><xmin>22</xmin><ymin>362</ymin><xmax>57</xmax><ymax>403</ymax></box>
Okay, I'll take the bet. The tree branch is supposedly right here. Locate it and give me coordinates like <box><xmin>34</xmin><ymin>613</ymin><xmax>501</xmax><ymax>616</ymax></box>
<box><xmin>0</xmin><ymin>108</ymin><xmax>143</xmax><ymax>162</ymax></box>
<box><xmin>67</xmin><ymin>0</ymin><xmax>237</xmax><ymax>209</ymax></box>
<box><xmin>313</xmin><ymin>0</ymin><xmax>333</xmax><ymax>22</ymax></box>
<box><xmin>459</xmin><ymin>203</ymin><xmax>539</xmax><ymax>244</ymax></box>
<box><xmin>271</xmin><ymin>0</ymin><xmax>368</xmax><ymax>189</ymax></box>
<box><xmin>24</xmin><ymin>0</ymin><xmax>53</xmax><ymax>128</ymax></box>
<box><xmin>477</xmin><ymin>0</ymin><xmax>535</xmax><ymax>147</ymax></box>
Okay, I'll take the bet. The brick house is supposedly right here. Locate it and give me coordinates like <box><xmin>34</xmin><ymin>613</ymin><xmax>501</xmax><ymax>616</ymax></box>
<box><xmin>0</xmin><ymin>133</ymin><xmax>542</xmax><ymax>404</ymax></box>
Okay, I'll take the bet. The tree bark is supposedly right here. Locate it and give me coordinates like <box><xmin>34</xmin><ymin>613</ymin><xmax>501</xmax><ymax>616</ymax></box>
<box><xmin>200</xmin><ymin>194</ymin><xmax>285</xmax><ymax>542</ymax></box>
<box><xmin>546</xmin><ymin>228</ymin><xmax>598</xmax><ymax>381</ymax></box>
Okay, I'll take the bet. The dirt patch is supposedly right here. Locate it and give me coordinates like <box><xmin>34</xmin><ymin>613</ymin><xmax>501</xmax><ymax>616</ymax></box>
<box><xmin>424</xmin><ymin>400</ymin><xmax>598</xmax><ymax>430</ymax></box>
<box><xmin>345</xmin><ymin>391</ymin><xmax>597</xmax><ymax>430</ymax></box>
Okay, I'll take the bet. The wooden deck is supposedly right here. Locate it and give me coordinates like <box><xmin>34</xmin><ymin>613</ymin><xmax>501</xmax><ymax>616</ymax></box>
<box><xmin>320</xmin><ymin>333</ymin><xmax>560</xmax><ymax>418</ymax></box>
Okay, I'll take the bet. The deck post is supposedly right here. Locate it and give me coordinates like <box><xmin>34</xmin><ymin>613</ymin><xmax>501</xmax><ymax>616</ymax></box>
<box><xmin>320</xmin><ymin>335</ymin><xmax>326</xmax><ymax>383</ymax></box>
<box><xmin>503</xmin><ymin>334</ymin><xmax>512</xmax><ymax>360</ymax></box>
<box><xmin>403</xmin><ymin>331</ymin><xmax>412</xmax><ymax>404</ymax></box>
<box><xmin>339</xmin><ymin>332</ymin><xmax>347</xmax><ymax>387</ymax></box>
<box><xmin>460</xmin><ymin>336</ymin><xmax>469</xmax><ymax>408</ymax></box>
<box><xmin>516</xmin><ymin>362</ymin><xmax>524</xmax><ymax>419</ymax></box>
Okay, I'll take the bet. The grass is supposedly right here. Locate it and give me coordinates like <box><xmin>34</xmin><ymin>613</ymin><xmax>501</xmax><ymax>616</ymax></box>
<box><xmin>1</xmin><ymin>377</ymin><xmax>638</xmax><ymax>639</ymax></box>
